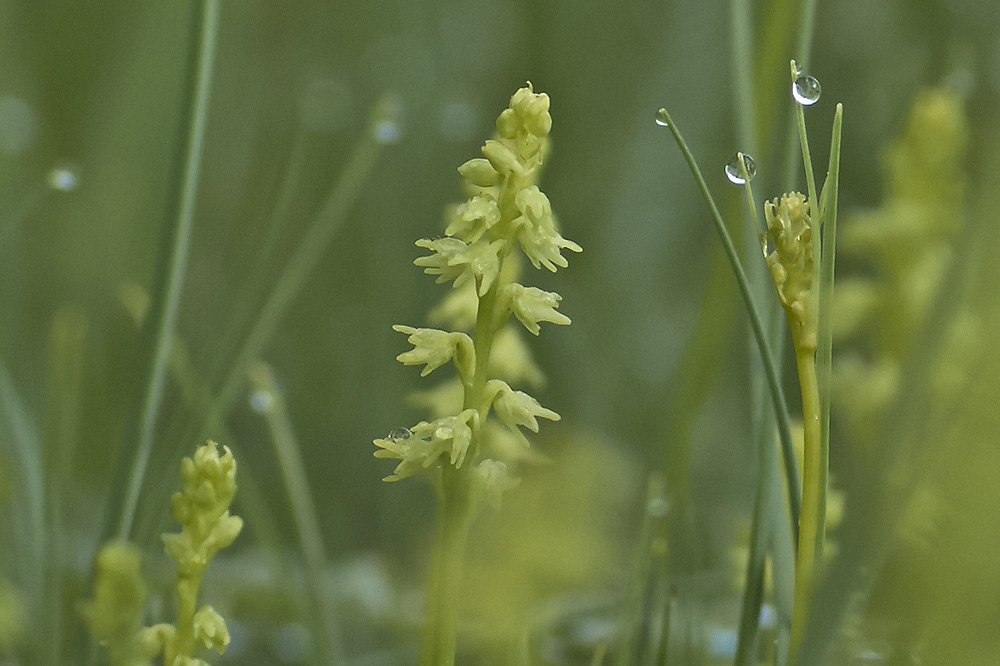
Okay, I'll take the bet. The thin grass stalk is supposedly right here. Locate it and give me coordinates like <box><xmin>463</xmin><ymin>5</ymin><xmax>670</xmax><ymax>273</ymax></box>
<box><xmin>787</xmin><ymin>347</ymin><xmax>823</xmax><ymax>659</ymax></box>
<box><xmin>0</xmin><ymin>357</ymin><xmax>44</xmax><ymax>612</ymax></box>
<box><xmin>643</xmin><ymin>536</ymin><xmax>676</xmax><ymax>666</ymax></box>
<box><xmin>654</xmin><ymin>585</ymin><xmax>675</xmax><ymax>666</ymax></box>
<box><xmin>780</xmin><ymin>0</ymin><xmax>819</xmax><ymax>190</ymax></box>
<box><xmin>109</xmin><ymin>0</ymin><xmax>222</xmax><ymax>542</ymax></box>
<box><xmin>41</xmin><ymin>307</ymin><xmax>88</xmax><ymax>666</ymax></box>
<box><xmin>657</xmin><ymin>108</ymin><xmax>801</xmax><ymax>534</ymax></box>
<box><xmin>815</xmin><ymin>104</ymin><xmax>843</xmax><ymax>539</ymax></box>
<box><xmin>191</xmin><ymin>99</ymin><xmax>389</xmax><ymax>459</ymax></box>
<box><xmin>212</xmin><ymin>121</ymin><xmax>312</xmax><ymax>381</ymax></box>
<box><xmin>249</xmin><ymin>362</ymin><xmax>344</xmax><ymax>666</ymax></box>
<box><xmin>732</xmin><ymin>423</ymin><xmax>777</xmax><ymax>666</ymax></box>
<box><xmin>617</xmin><ymin>473</ymin><xmax>668</xmax><ymax>666</ymax></box>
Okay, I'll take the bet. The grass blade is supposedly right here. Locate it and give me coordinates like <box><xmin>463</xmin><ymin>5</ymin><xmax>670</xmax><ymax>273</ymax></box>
<box><xmin>106</xmin><ymin>0</ymin><xmax>223</xmax><ymax>543</ymax></box>
<box><xmin>249</xmin><ymin>362</ymin><xmax>345</xmax><ymax>666</ymax></box>
<box><xmin>657</xmin><ymin>108</ymin><xmax>801</xmax><ymax>538</ymax></box>
<box><xmin>0</xmin><ymin>357</ymin><xmax>44</xmax><ymax>614</ymax></box>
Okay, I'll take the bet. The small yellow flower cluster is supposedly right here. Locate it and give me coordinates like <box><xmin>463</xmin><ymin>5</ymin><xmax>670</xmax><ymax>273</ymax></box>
<box><xmin>763</xmin><ymin>191</ymin><xmax>816</xmax><ymax>349</ymax></box>
<box><xmin>374</xmin><ymin>83</ymin><xmax>579</xmax><ymax>505</ymax></box>
<box><xmin>84</xmin><ymin>441</ymin><xmax>241</xmax><ymax>666</ymax></box>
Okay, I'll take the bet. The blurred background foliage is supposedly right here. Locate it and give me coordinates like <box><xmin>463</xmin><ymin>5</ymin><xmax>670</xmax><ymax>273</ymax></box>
<box><xmin>0</xmin><ymin>0</ymin><xmax>999</xmax><ymax>664</ymax></box>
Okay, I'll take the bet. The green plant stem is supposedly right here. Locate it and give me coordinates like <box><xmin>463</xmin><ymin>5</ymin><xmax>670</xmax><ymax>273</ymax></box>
<box><xmin>250</xmin><ymin>362</ymin><xmax>343</xmax><ymax>666</ymax></box>
<box><xmin>657</xmin><ymin>108</ymin><xmax>802</xmax><ymax>536</ymax></box>
<box><xmin>41</xmin><ymin>307</ymin><xmax>88</xmax><ymax>666</ymax></box>
<box><xmin>788</xmin><ymin>345</ymin><xmax>823</xmax><ymax>659</ymax></box>
<box><xmin>111</xmin><ymin>0</ymin><xmax>221</xmax><ymax>542</ymax></box>
<box><xmin>617</xmin><ymin>474</ymin><xmax>668</xmax><ymax>666</ymax></box>
<box><xmin>0</xmin><ymin>356</ymin><xmax>44</xmax><ymax>616</ymax></box>
<box><xmin>732</xmin><ymin>424</ymin><xmax>776</xmax><ymax>666</ymax></box>
<box><xmin>792</xmin><ymin>63</ymin><xmax>819</xmax><ymax>214</ymax></box>
<box><xmin>421</xmin><ymin>249</ymin><xmax>509</xmax><ymax>666</ymax></box>
<box><xmin>421</xmin><ymin>469</ymin><xmax>474</xmax><ymax>666</ymax></box>
<box><xmin>815</xmin><ymin>104</ymin><xmax>843</xmax><ymax>534</ymax></box>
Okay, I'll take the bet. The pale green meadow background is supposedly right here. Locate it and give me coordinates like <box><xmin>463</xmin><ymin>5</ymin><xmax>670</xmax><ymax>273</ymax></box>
<box><xmin>1</xmin><ymin>1</ymin><xmax>999</xmax><ymax>664</ymax></box>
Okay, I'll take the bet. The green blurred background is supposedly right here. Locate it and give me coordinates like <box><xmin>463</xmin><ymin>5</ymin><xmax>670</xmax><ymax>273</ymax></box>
<box><xmin>1</xmin><ymin>0</ymin><xmax>999</xmax><ymax>664</ymax></box>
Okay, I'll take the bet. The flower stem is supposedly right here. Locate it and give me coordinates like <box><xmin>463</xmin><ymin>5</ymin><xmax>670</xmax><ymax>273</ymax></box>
<box><xmin>420</xmin><ymin>469</ymin><xmax>473</xmax><ymax>666</ymax></box>
<box><xmin>420</xmin><ymin>257</ymin><xmax>507</xmax><ymax>666</ymax></box>
<box><xmin>788</xmin><ymin>344</ymin><xmax>824</xmax><ymax>659</ymax></box>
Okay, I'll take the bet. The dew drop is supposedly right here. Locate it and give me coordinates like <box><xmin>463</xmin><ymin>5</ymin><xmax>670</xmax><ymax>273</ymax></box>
<box><xmin>792</xmin><ymin>75</ymin><xmax>822</xmax><ymax>105</ymax></box>
<box><xmin>792</xmin><ymin>60</ymin><xmax>804</xmax><ymax>77</ymax></box>
<box><xmin>388</xmin><ymin>427</ymin><xmax>411</xmax><ymax>441</ymax></box>
<box><xmin>370</xmin><ymin>93</ymin><xmax>403</xmax><ymax>144</ymax></box>
<box><xmin>646</xmin><ymin>496</ymin><xmax>669</xmax><ymax>518</ymax></box>
<box><xmin>724</xmin><ymin>153</ymin><xmax>756</xmax><ymax>185</ymax></box>
<box><xmin>372</xmin><ymin>119</ymin><xmax>401</xmax><ymax>144</ymax></box>
<box><xmin>654</xmin><ymin>108</ymin><xmax>669</xmax><ymax>126</ymax></box>
<box><xmin>249</xmin><ymin>390</ymin><xmax>275</xmax><ymax>413</ymax></box>
<box><xmin>47</xmin><ymin>164</ymin><xmax>80</xmax><ymax>192</ymax></box>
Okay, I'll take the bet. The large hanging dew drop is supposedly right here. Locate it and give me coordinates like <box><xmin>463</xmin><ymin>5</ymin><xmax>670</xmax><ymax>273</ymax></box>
<box><xmin>654</xmin><ymin>109</ymin><xmax>669</xmax><ymax>127</ymax></box>
<box><xmin>725</xmin><ymin>153</ymin><xmax>757</xmax><ymax>185</ymax></box>
<box><xmin>792</xmin><ymin>75</ymin><xmax>822</xmax><ymax>106</ymax></box>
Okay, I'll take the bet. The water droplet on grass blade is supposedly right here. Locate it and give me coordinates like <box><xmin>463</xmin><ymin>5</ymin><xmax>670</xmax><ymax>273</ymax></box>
<box><xmin>793</xmin><ymin>75</ymin><xmax>822</xmax><ymax>105</ymax></box>
<box><xmin>725</xmin><ymin>153</ymin><xmax>756</xmax><ymax>184</ymax></box>
<box><xmin>250</xmin><ymin>390</ymin><xmax>275</xmax><ymax>413</ymax></box>
<box><xmin>388</xmin><ymin>427</ymin><xmax>411</xmax><ymax>440</ymax></box>
<box><xmin>654</xmin><ymin>109</ymin><xmax>669</xmax><ymax>126</ymax></box>
<box><xmin>47</xmin><ymin>164</ymin><xmax>80</xmax><ymax>191</ymax></box>
<box><xmin>373</xmin><ymin>120</ymin><xmax>400</xmax><ymax>144</ymax></box>
<box><xmin>646</xmin><ymin>496</ymin><xmax>669</xmax><ymax>517</ymax></box>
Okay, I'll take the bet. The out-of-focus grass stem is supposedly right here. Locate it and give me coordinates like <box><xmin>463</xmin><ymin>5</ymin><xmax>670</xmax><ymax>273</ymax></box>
<box><xmin>616</xmin><ymin>473</ymin><xmax>668</xmax><ymax>666</ymax></box>
<box><xmin>0</xmin><ymin>358</ymin><xmax>44</xmax><ymax>609</ymax></box>
<box><xmin>192</xmin><ymin>96</ymin><xmax>391</xmax><ymax>455</ymax></box>
<box><xmin>816</xmin><ymin>104</ymin><xmax>843</xmax><ymax>520</ymax></box>
<box><xmin>249</xmin><ymin>362</ymin><xmax>343</xmax><ymax>666</ymax></box>
<box><xmin>111</xmin><ymin>0</ymin><xmax>222</xmax><ymax>542</ymax></box>
<box><xmin>41</xmin><ymin>307</ymin><xmax>88</xmax><ymax>665</ymax></box>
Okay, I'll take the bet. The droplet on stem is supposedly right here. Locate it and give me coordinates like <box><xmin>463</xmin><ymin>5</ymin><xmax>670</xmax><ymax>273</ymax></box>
<box><xmin>725</xmin><ymin>153</ymin><xmax>756</xmax><ymax>185</ymax></box>
<box><xmin>388</xmin><ymin>427</ymin><xmax>412</xmax><ymax>441</ymax></box>
<box><xmin>249</xmin><ymin>390</ymin><xmax>275</xmax><ymax>414</ymax></box>
<box><xmin>654</xmin><ymin>109</ymin><xmax>669</xmax><ymax>127</ymax></box>
<box><xmin>792</xmin><ymin>75</ymin><xmax>822</xmax><ymax>106</ymax></box>
<box><xmin>47</xmin><ymin>164</ymin><xmax>80</xmax><ymax>192</ymax></box>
